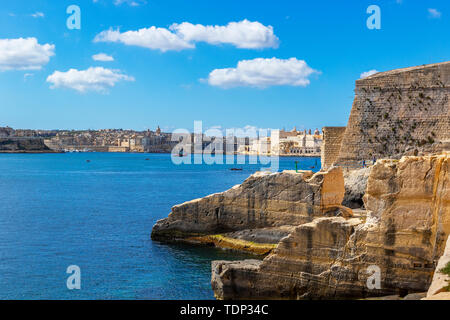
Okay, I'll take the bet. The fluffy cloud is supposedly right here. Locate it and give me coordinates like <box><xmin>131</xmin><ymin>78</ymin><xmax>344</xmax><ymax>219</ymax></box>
<box><xmin>31</xmin><ymin>12</ymin><xmax>45</xmax><ymax>18</ymax></box>
<box><xmin>170</xmin><ymin>20</ymin><xmax>279</xmax><ymax>49</ymax></box>
<box><xmin>428</xmin><ymin>8</ymin><xmax>442</xmax><ymax>19</ymax></box>
<box><xmin>113</xmin><ymin>0</ymin><xmax>145</xmax><ymax>6</ymax></box>
<box><xmin>93</xmin><ymin>0</ymin><xmax>145</xmax><ymax>6</ymax></box>
<box><xmin>92</xmin><ymin>53</ymin><xmax>114</xmax><ymax>61</ymax></box>
<box><xmin>0</xmin><ymin>37</ymin><xmax>55</xmax><ymax>71</ymax></box>
<box><xmin>46</xmin><ymin>67</ymin><xmax>134</xmax><ymax>93</ymax></box>
<box><xmin>94</xmin><ymin>27</ymin><xmax>194</xmax><ymax>52</ymax></box>
<box><xmin>360</xmin><ymin>69</ymin><xmax>379</xmax><ymax>79</ymax></box>
<box><xmin>206</xmin><ymin>58</ymin><xmax>318</xmax><ymax>89</ymax></box>
<box><xmin>94</xmin><ymin>20</ymin><xmax>278</xmax><ymax>52</ymax></box>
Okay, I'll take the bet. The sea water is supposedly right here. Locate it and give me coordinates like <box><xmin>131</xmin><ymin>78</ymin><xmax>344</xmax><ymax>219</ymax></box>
<box><xmin>0</xmin><ymin>153</ymin><xmax>320</xmax><ymax>299</ymax></box>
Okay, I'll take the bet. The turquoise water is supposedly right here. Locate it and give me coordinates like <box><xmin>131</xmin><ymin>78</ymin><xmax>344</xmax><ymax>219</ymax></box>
<box><xmin>0</xmin><ymin>153</ymin><xmax>320</xmax><ymax>299</ymax></box>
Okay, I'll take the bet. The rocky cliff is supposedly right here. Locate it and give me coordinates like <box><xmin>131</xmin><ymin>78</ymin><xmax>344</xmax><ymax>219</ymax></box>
<box><xmin>0</xmin><ymin>137</ymin><xmax>54</xmax><ymax>153</ymax></box>
<box><xmin>211</xmin><ymin>153</ymin><xmax>450</xmax><ymax>299</ymax></box>
<box><xmin>151</xmin><ymin>61</ymin><xmax>450</xmax><ymax>300</ymax></box>
<box><xmin>152</xmin><ymin>168</ymin><xmax>348</xmax><ymax>254</ymax></box>
<box><xmin>343</xmin><ymin>167</ymin><xmax>371</xmax><ymax>209</ymax></box>
<box><xmin>424</xmin><ymin>235</ymin><xmax>450</xmax><ymax>300</ymax></box>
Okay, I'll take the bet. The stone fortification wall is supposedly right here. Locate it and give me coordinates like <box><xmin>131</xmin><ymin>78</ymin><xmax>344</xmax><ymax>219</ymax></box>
<box><xmin>321</xmin><ymin>127</ymin><xmax>346</xmax><ymax>170</ymax></box>
<box><xmin>336</xmin><ymin>62</ymin><xmax>450</xmax><ymax>165</ymax></box>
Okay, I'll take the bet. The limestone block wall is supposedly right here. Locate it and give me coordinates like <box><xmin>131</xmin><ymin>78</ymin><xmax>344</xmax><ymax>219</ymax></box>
<box><xmin>321</xmin><ymin>126</ymin><xmax>346</xmax><ymax>170</ymax></box>
<box><xmin>336</xmin><ymin>61</ymin><xmax>450</xmax><ymax>165</ymax></box>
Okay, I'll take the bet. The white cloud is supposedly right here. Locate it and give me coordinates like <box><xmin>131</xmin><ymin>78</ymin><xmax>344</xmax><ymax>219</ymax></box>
<box><xmin>0</xmin><ymin>37</ymin><xmax>55</xmax><ymax>71</ymax></box>
<box><xmin>94</xmin><ymin>27</ymin><xmax>194</xmax><ymax>52</ymax></box>
<box><xmin>113</xmin><ymin>0</ymin><xmax>145</xmax><ymax>6</ymax></box>
<box><xmin>92</xmin><ymin>53</ymin><xmax>114</xmax><ymax>61</ymax></box>
<box><xmin>31</xmin><ymin>12</ymin><xmax>45</xmax><ymax>18</ymax></box>
<box><xmin>206</xmin><ymin>57</ymin><xmax>318</xmax><ymax>89</ymax></box>
<box><xmin>169</xmin><ymin>19</ymin><xmax>279</xmax><ymax>49</ymax></box>
<box><xmin>93</xmin><ymin>0</ymin><xmax>146</xmax><ymax>6</ymax></box>
<box><xmin>94</xmin><ymin>20</ymin><xmax>279</xmax><ymax>51</ymax></box>
<box><xmin>360</xmin><ymin>69</ymin><xmax>379</xmax><ymax>79</ymax></box>
<box><xmin>428</xmin><ymin>8</ymin><xmax>442</xmax><ymax>19</ymax></box>
<box><xmin>46</xmin><ymin>67</ymin><xmax>134</xmax><ymax>93</ymax></box>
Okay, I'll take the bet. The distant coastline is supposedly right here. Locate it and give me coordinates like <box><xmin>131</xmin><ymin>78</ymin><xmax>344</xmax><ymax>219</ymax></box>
<box><xmin>0</xmin><ymin>150</ymin><xmax>62</xmax><ymax>154</ymax></box>
<box><xmin>1</xmin><ymin>126</ymin><xmax>323</xmax><ymax>157</ymax></box>
<box><xmin>0</xmin><ymin>150</ymin><xmax>321</xmax><ymax>157</ymax></box>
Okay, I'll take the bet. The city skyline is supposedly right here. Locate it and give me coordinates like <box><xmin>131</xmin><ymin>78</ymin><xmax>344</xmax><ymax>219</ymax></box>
<box><xmin>0</xmin><ymin>0</ymin><xmax>448</xmax><ymax>132</ymax></box>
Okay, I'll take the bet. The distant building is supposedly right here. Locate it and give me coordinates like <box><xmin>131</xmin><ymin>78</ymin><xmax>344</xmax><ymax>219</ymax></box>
<box><xmin>238</xmin><ymin>127</ymin><xmax>322</xmax><ymax>156</ymax></box>
<box><xmin>249</xmin><ymin>137</ymin><xmax>271</xmax><ymax>155</ymax></box>
<box><xmin>0</xmin><ymin>126</ymin><xmax>14</xmax><ymax>138</ymax></box>
<box><xmin>278</xmin><ymin>128</ymin><xmax>322</xmax><ymax>155</ymax></box>
<box><xmin>108</xmin><ymin>146</ymin><xmax>129</xmax><ymax>152</ymax></box>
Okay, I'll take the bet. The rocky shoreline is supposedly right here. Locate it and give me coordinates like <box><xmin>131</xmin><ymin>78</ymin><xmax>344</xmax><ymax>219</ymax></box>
<box><xmin>151</xmin><ymin>167</ymin><xmax>348</xmax><ymax>253</ymax></box>
<box><xmin>152</xmin><ymin>153</ymin><xmax>450</xmax><ymax>299</ymax></box>
<box><xmin>211</xmin><ymin>153</ymin><xmax>449</xmax><ymax>299</ymax></box>
<box><xmin>0</xmin><ymin>150</ymin><xmax>62</xmax><ymax>153</ymax></box>
<box><xmin>0</xmin><ymin>137</ymin><xmax>57</xmax><ymax>153</ymax></box>
<box><xmin>151</xmin><ymin>62</ymin><xmax>450</xmax><ymax>300</ymax></box>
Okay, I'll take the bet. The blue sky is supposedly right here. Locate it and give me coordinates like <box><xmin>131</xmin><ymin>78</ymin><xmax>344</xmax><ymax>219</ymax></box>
<box><xmin>0</xmin><ymin>0</ymin><xmax>448</xmax><ymax>132</ymax></box>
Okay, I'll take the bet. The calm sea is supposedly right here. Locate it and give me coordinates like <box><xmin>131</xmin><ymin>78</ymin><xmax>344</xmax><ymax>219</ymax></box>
<box><xmin>0</xmin><ymin>153</ymin><xmax>320</xmax><ymax>299</ymax></box>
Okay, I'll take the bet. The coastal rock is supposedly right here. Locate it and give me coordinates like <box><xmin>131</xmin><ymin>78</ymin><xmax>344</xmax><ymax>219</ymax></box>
<box><xmin>211</xmin><ymin>259</ymin><xmax>263</xmax><ymax>299</ymax></box>
<box><xmin>363</xmin><ymin>292</ymin><xmax>426</xmax><ymax>300</ymax></box>
<box><xmin>402</xmin><ymin>292</ymin><xmax>427</xmax><ymax>300</ymax></box>
<box><xmin>212</xmin><ymin>153</ymin><xmax>450</xmax><ymax>299</ymax></box>
<box><xmin>151</xmin><ymin>167</ymin><xmax>346</xmax><ymax>244</ymax></box>
<box><xmin>422</xmin><ymin>292</ymin><xmax>450</xmax><ymax>300</ymax></box>
<box><xmin>426</xmin><ymin>235</ymin><xmax>450</xmax><ymax>298</ymax></box>
<box><xmin>186</xmin><ymin>226</ymin><xmax>294</xmax><ymax>255</ymax></box>
<box><xmin>212</xmin><ymin>216</ymin><xmax>364</xmax><ymax>300</ymax></box>
<box><xmin>0</xmin><ymin>137</ymin><xmax>53</xmax><ymax>153</ymax></box>
<box><xmin>343</xmin><ymin>167</ymin><xmax>371</xmax><ymax>209</ymax></box>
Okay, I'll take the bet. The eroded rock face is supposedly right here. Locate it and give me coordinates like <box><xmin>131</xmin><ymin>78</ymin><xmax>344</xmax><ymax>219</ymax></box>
<box><xmin>0</xmin><ymin>137</ymin><xmax>52</xmax><ymax>152</ymax></box>
<box><xmin>343</xmin><ymin>167</ymin><xmax>371</xmax><ymax>209</ymax></box>
<box><xmin>359</xmin><ymin>154</ymin><xmax>450</xmax><ymax>292</ymax></box>
<box><xmin>426</xmin><ymin>235</ymin><xmax>450</xmax><ymax>298</ymax></box>
<box><xmin>151</xmin><ymin>168</ymin><xmax>345</xmax><ymax>242</ymax></box>
<box><xmin>212</xmin><ymin>217</ymin><xmax>364</xmax><ymax>300</ymax></box>
<box><xmin>212</xmin><ymin>154</ymin><xmax>450</xmax><ymax>299</ymax></box>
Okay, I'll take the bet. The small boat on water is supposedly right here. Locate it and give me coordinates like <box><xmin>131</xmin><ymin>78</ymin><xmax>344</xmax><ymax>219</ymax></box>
<box><xmin>230</xmin><ymin>168</ymin><xmax>243</xmax><ymax>171</ymax></box>
<box><xmin>175</xmin><ymin>150</ymin><xmax>188</xmax><ymax>157</ymax></box>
